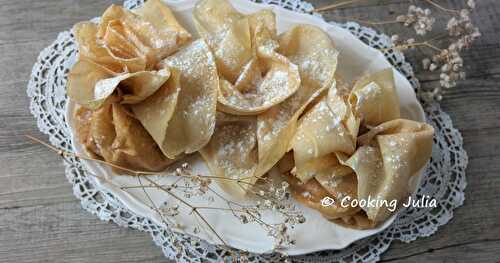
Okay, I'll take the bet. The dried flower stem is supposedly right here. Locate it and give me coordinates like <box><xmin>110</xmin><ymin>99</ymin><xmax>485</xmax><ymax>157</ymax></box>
<box><xmin>425</xmin><ymin>0</ymin><xmax>460</xmax><ymax>14</ymax></box>
<box><xmin>25</xmin><ymin>134</ymin><xmax>230</xmax><ymax>246</ymax></box>
<box><xmin>121</xmin><ymin>185</ymin><xmax>192</xmax><ymax>190</ymax></box>
<box><xmin>123</xmin><ymin>184</ymin><xmax>250</xmax><ymax>214</ymax></box>
<box><xmin>136</xmin><ymin>176</ymin><xmax>177</xmax><ymax>227</ymax></box>
<box><xmin>142</xmin><ymin>176</ymin><xmax>229</xmax><ymax>246</ymax></box>
<box><xmin>382</xmin><ymin>33</ymin><xmax>447</xmax><ymax>51</ymax></box>
<box><xmin>314</xmin><ymin>0</ymin><xmax>365</xmax><ymax>12</ymax></box>
<box><xmin>25</xmin><ymin>135</ymin><xmax>161</xmax><ymax>175</ymax></box>
<box><xmin>25</xmin><ymin>134</ymin><xmax>303</xmax><ymax>252</ymax></box>
<box><xmin>25</xmin><ymin>135</ymin><xmax>265</xmax><ymax>188</ymax></box>
<box><xmin>385</xmin><ymin>41</ymin><xmax>442</xmax><ymax>52</ymax></box>
<box><xmin>333</xmin><ymin>16</ymin><xmax>399</xmax><ymax>25</ymax></box>
<box><xmin>315</xmin><ymin>0</ymin><xmax>460</xmax><ymax>14</ymax></box>
<box><xmin>25</xmin><ymin>135</ymin><xmax>222</xmax><ymax>243</ymax></box>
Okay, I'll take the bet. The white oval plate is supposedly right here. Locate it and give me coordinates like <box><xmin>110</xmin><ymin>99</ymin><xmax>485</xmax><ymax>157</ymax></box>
<box><xmin>66</xmin><ymin>0</ymin><xmax>425</xmax><ymax>255</ymax></box>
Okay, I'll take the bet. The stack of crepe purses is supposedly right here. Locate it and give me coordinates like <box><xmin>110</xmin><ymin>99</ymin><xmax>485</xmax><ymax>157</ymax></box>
<box><xmin>68</xmin><ymin>0</ymin><xmax>219</xmax><ymax>173</ymax></box>
<box><xmin>283</xmin><ymin>69</ymin><xmax>434</xmax><ymax>229</ymax></box>
<box><xmin>194</xmin><ymin>0</ymin><xmax>340</xmax><ymax>196</ymax></box>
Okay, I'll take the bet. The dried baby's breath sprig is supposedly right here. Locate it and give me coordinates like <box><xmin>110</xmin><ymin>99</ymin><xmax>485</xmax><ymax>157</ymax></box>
<box><xmin>396</xmin><ymin>5</ymin><xmax>436</xmax><ymax>36</ymax></box>
<box><xmin>160</xmin><ymin>202</ymin><xmax>180</xmax><ymax>217</ymax></box>
<box><xmin>315</xmin><ymin>0</ymin><xmax>481</xmax><ymax>102</ymax></box>
<box><xmin>26</xmin><ymin>135</ymin><xmax>304</xmax><ymax>260</ymax></box>
<box><xmin>421</xmin><ymin>3</ymin><xmax>480</xmax><ymax>100</ymax></box>
<box><xmin>386</xmin><ymin>35</ymin><xmax>443</xmax><ymax>52</ymax></box>
<box><xmin>245</xmin><ymin>180</ymin><xmax>305</xmax><ymax>248</ymax></box>
<box><xmin>170</xmin><ymin>163</ymin><xmax>213</xmax><ymax>199</ymax></box>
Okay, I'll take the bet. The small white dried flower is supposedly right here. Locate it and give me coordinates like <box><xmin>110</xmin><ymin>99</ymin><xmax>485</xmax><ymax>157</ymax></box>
<box><xmin>238</xmin><ymin>253</ymin><xmax>249</xmax><ymax>263</ymax></box>
<box><xmin>391</xmin><ymin>34</ymin><xmax>400</xmax><ymax>43</ymax></box>
<box><xmin>189</xmin><ymin>238</ymin><xmax>199</xmax><ymax>246</ymax></box>
<box><xmin>296</xmin><ymin>214</ymin><xmax>306</xmax><ymax>224</ymax></box>
<box><xmin>396</xmin><ymin>15</ymin><xmax>406</xmax><ymax>23</ymax></box>
<box><xmin>160</xmin><ymin>203</ymin><xmax>180</xmax><ymax>217</ymax></box>
<box><xmin>467</xmin><ymin>0</ymin><xmax>476</xmax><ymax>9</ymax></box>
<box><xmin>239</xmin><ymin>214</ymin><xmax>249</xmax><ymax>224</ymax></box>
<box><xmin>398</xmin><ymin>5</ymin><xmax>435</xmax><ymax>35</ymax></box>
<box><xmin>422</xmin><ymin>58</ymin><xmax>431</xmax><ymax>70</ymax></box>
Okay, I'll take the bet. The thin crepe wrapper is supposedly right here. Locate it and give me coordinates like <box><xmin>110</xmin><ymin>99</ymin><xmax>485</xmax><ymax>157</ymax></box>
<box><xmin>284</xmin><ymin>169</ymin><xmax>361</xmax><ymax>220</ymax></box>
<box><xmin>154</xmin><ymin>39</ymin><xmax>218</xmax><ymax>158</ymax></box>
<box><xmin>201</xmin><ymin>26</ymin><xmax>337</xmax><ymax>194</ymax></box>
<box><xmin>73</xmin><ymin>22</ymin><xmax>134</xmax><ymax>73</ymax></box>
<box><xmin>348</xmin><ymin>68</ymin><xmax>400</xmax><ymax>126</ymax></box>
<box><xmin>97</xmin><ymin>0</ymin><xmax>191</xmax><ymax>69</ymax></box>
<box><xmin>216</xmin><ymin>47</ymin><xmax>301</xmax><ymax>115</ymax></box>
<box><xmin>68</xmin><ymin>0</ymin><xmax>191</xmax><ymax>109</ymax></box>
<box><xmin>74</xmin><ymin>100</ymin><xmax>174</xmax><ymax>174</ymax></box>
<box><xmin>331</xmin><ymin>211</ymin><xmax>376</xmax><ymax>229</ymax></box>
<box><xmin>193</xmin><ymin>0</ymin><xmax>300</xmax><ymax>115</ymax></box>
<box><xmin>74</xmin><ymin>0</ymin><xmax>191</xmax><ymax>72</ymax></box>
<box><xmin>69</xmin><ymin>0</ymin><xmax>192</xmax><ymax>173</ymax></box>
<box><xmin>278</xmin><ymin>151</ymin><xmax>361</xmax><ymax>220</ymax></box>
<box><xmin>291</xmin><ymin>85</ymin><xmax>359</xmax><ymax>183</ymax></box>
<box><xmin>192</xmin><ymin>0</ymin><xmax>244</xmax><ymax>39</ymax></box>
<box><xmin>67</xmin><ymin>59</ymin><xmax>170</xmax><ymax>110</ymax></box>
<box><xmin>291</xmin><ymin>68</ymin><xmax>400</xmax><ymax>183</ymax></box>
<box><xmin>131</xmin><ymin>69</ymin><xmax>180</xmax><ymax>157</ymax></box>
<box><xmin>288</xmin><ymin>69</ymin><xmax>434</xmax><ymax>227</ymax></box>
<box><xmin>341</xmin><ymin>119</ymin><xmax>434</xmax><ymax>224</ymax></box>
<box><xmin>255</xmin><ymin>25</ymin><xmax>339</xmax><ymax>184</ymax></box>
<box><xmin>199</xmin><ymin>113</ymin><xmax>259</xmax><ymax>197</ymax></box>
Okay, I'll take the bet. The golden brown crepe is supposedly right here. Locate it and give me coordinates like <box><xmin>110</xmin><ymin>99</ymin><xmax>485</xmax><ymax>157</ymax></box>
<box><xmin>74</xmin><ymin>98</ymin><xmax>175</xmax><ymax>174</ymax></box>
<box><xmin>155</xmin><ymin>39</ymin><xmax>219</xmax><ymax>158</ymax></box>
<box><xmin>193</xmin><ymin>0</ymin><xmax>300</xmax><ymax>115</ymax></box>
<box><xmin>191</xmin><ymin>0</ymin><xmax>339</xmax><ymax>195</ymax></box>
<box><xmin>97</xmin><ymin>0</ymin><xmax>191</xmax><ymax>69</ymax></box>
<box><xmin>348</xmin><ymin>69</ymin><xmax>400</xmax><ymax>126</ymax></box>
<box><xmin>285</xmin><ymin>171</ymin><xmax>361</xmax><ymax>220</ymax></box>
<box><xmin>68</xmin><ymin>59</ymin><xmax>170</xmax><ymax>109</ymax></box>
<box><xmin>284</xmin><ymin>68</ymin><xmax>434</xmax><ymax>228</ymax></box>
<box><xmin>73</xmin><ymin>22</ymin><xmax>133</xmax><ymax>73</ymax></box>
<box><xmin>343</xmin><ymin>119</ymin><xmax>434</xmax><ymax>223</ymax></box>
<box><xmin>68</xmin><ymin>0</ymin><xmax>191</xmax><ymax>109</ymax></box>
<box><xmin>198</xmin><ymin>23</ymin><xmax>339</xmax><ymax>194</ymax></box>
<box><xmin>256</xmin><ymin>24</ymin><xmax>339</xmax><ymax>181</ymax></box>
<box><xmin>292</xmin><ymin>68</ymin><xmax>399</xmax><ymax>183</ymax></box>
<box><xmin>199</xmin><ymin>113</ymin><xmax>258</xmax><ymax>196</ymax></box>
<box><xmin>69</xmin><ymin>0</ymin><xmax>192</xmax><ymax>173</ymax></box>
<box><xmin>291</xmin><ymin>84</ymin><xmax>359</xmax><ymax>182</ymax></box>
<box><xmin>131</xmin><ymin>69</ymin><xmax>181</xmax><ymax>157</ymax></box>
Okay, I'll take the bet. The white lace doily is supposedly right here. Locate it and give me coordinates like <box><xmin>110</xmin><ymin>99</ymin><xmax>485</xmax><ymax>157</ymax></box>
<box><xmin>27</xmin><ymin>0</ymin><xmax>468</xmax><ymax>261</ymax></box>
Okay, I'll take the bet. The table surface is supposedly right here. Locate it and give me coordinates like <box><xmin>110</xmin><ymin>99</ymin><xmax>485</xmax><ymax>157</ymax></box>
<box><xmin>1</xmin><ymin>0</ymin><xmax>499</xmax><ymax>262</ymax></box>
